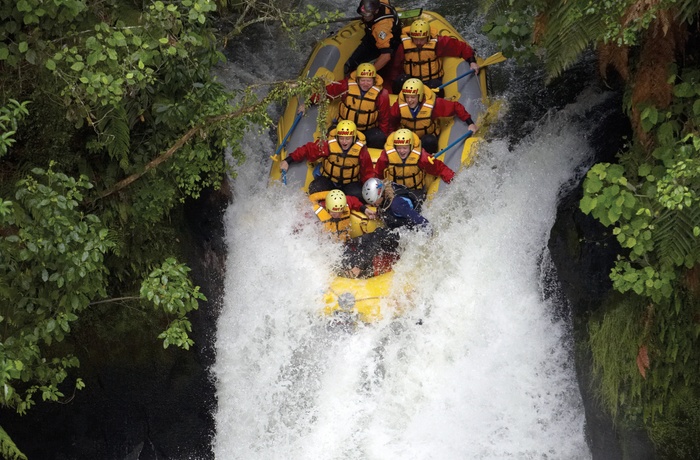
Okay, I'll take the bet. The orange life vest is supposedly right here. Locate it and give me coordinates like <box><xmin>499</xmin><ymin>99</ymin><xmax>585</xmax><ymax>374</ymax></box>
<box><xmin>401</xmin><ymin>31</ymin><xmax>442</xmax><ymax>82</ymax></box>
<box><xmin>383</xmin><ymin>131</ymin><xmax>426</xmax><ymax>190</ymax></box>
<box><xmin>397</xmin><ymin>87</ymin><xmax>439</xmax><ymax>138</ymax></box>
<box><xmin>320</xmin><ymin>130</ymin><xmax>366</xmax><ymax>186</ymax></box>
<box><xmin>338</xmin><ymin>73</ymin><xmax>385</xmax><ymax>132</ymax></box>
<box><xmin>308</xmin><ymin>191</ymin><xmax>352</xmax><ymax>242</ymax></box>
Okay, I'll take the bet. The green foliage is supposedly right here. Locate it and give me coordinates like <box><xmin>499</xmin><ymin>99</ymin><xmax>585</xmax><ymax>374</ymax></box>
<box><xmin>480</xmin><ymin>0</ymin><xmax>700</xmax><ymax>80</ymax></box>
<box><xmin>217</xmin><ymin>1</ymin><xmax>343</xmax><ymax>45</ymax></box>
<box><xmin>481</xmin><ymin>0</ymin><xmax>539</xmax><ymax>65</ymax></box>
<box><xmin>0</xmin><ymin>164</ymin><xmax>111</xmax><ymax>416</ymax></box>
<box><xmin>580</xmin><ymin>68</ymin><xmax>700</xmax><ymax>303</ymax></box>
<box><xmin>589</xmin><ymin>296</ymin><xmax>644</xmax><ymax>421</ymax></box>
<box><xmin>0</xmin><ymin>0</ymin><xmax>343</xmax><ymax>453</ymax></box>
<box><xmin>0</xmin><ymin>100</ymin><xmax>30</xmax><ymax>158</ymax></box>
<box><xmin>0</xmin><ymin>426</ymin><xmax>26</xmax><ymax>460</ymax></box>
<box><xmin>140</xmin><ymin>258</ymin><xmax>206</xmax><ymax>350</ymax></box>
<box><xmin>648</xmin><ymin>388</ymin><xmax>700</xmax><ymax>460</ymax></box>
<box><xmin>589</xmin><ymin>292</ymin><xmax>700</xmax><ymax>429</ymax></box>
<box><xmin>284</xmin><ymin>5</ymin><xmax>345</xmax><ymax>34</ymax></box>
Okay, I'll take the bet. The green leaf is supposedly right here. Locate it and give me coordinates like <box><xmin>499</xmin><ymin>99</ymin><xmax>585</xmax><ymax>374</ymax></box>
<box><xmin>585</xmin><ymin>176</ymin><xmax>603</xmax><ymax>193</ymax></box>
<box><xmin>694</xmin><ymin>99</ymin><xmax>700</xmax><ymax>116</ymax></box>
<box><xmin>580</xmin><ymin>195</ymin><xmax>597</xmax><ymax>214</ymax></box>
<box><xmin>674</xmin><ymin>82</ymin><xmax>695</xmax><ymax>97</ymax></box>
<box><xmin>641</xmin><ymin>105</ymin><xmax>658</xmax><ymax>125</ymax></box>
<box><xmin>71</xmin><ymin>62</ymin><xmax>85</xmax><ymax>71</ymax></box>
<box><xmin>608</xmin><ymin>207</ymin><xmax>622</xmax><ymax>224</ymax></box>
<box><xmin>18</xmin><ymin>42</ymin><xmax>29</xmax><ymax>53</ymax></box>
<box><xmin>17</xmin><ymin>0</ymin><xmax>32</xmax><ymax>12</ymax></box>
<box><xmin>45</xmin><ymin>59</ymin><xmax>56</xmax><ymax>70</ymax></box>
<box><xmin>638</xmin><ymin>164</ymin><xmax>652</xmax><ymax>177</ymax></box>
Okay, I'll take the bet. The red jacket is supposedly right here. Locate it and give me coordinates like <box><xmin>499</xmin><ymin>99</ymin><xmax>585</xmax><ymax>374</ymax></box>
<box><xmin>375</xmin><ymin>147</ymin><xmax>455</xmax><ymax>183</ymax></box>
<box><xmin>388</xmin><ymin>35</ymin><xmax>476</xmax><ymax>87</ymax></box>
<box><xmin>345</xmin><ymin>195</ymin><xmax>365</xmax><ymax>212</ymax></box>
<box><xmin>288</xmin><ymin>140</ymin><xmax>376</xmax><ymax>183</ymax></box>
<box><xmin>324</xmin><ymin>79</ymin><xmax>392</xmax><ymax>135</ymax></box>
<box><xmin>388</xmin><ymin>97</ymin><xmax>474</xmax><ymax>133</ymax></box>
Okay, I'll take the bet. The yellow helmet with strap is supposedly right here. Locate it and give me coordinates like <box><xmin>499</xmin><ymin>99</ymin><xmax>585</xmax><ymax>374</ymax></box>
<box><xmin>325</xmin><ymin>189</ymin><xmax>347</xmax><ymax>213</ymax></box>
<box><xmin>393</xmin><ymin>129</ymin><xmax>414</xmax><ymax>149</ymax></box>
<box><xmin>409</xmin><ymin>19</ymin><xmax>431</xmax><ymax>39</ymax></box>
<box><xmin>401</xmin><ymin>78</ymin><xmax>424</xmax><ymax>99</ymax></box>
<box><xmin>335</xmin><ymin>120</ymin><xmax>357</xmax><ymax>142</ymax></box>
<box><xmin>356</xmin><ymin>63</ymin><xmax>377</xmax><ymax>79</ymax></box>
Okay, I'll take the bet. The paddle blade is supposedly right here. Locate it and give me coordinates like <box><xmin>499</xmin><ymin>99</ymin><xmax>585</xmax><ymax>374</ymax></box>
<box><xmin>481</xmin><ymin>52</ymin><xmax>507</xmax><ymax>68</ymax></box>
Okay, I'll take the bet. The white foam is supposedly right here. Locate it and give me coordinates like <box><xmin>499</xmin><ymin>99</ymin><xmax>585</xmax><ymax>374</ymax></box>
<box><xmin>212</xmin><ymin>87</ymin><xmax>605</xmax><ymax>458</ymax></box>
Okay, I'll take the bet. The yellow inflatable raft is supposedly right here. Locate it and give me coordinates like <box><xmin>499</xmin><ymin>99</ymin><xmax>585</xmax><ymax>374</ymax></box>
<box><xmin>270</xmin><ymin>10</ymin><xmax>496</xmax><ymax>324</ymax></box>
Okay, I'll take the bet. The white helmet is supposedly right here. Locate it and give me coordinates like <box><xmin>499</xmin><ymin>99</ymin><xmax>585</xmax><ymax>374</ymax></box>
<box><xmin>362</xmin><ymin>178</ymin><xmax>384</xmax><ymax>205</ymax></box>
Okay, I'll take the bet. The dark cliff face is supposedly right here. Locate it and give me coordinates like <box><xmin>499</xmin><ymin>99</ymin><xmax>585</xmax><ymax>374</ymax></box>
<box><xmin>546</xmin><ymin>92</ymin><xmax>658</xmax><ymax>460</ymax></box>
<box><xmin>2</xmin><ymin>185</ymin><xmax>229</xmax><ymax>460</ymax></box>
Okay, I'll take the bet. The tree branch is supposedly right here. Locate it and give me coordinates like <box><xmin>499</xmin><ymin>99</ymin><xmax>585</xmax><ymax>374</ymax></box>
<box><xmin>89</xmin><ymin>296</ymin><xmax>141</xmax><ymax>305</ymax></box>
<box><xmin>96</xmin><ymin>104</ymin><xmax>260</xmax><ymax>201</ymax></box>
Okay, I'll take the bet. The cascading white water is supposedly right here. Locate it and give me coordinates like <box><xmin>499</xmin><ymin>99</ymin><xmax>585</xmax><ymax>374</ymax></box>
<box><xmin>212</xmin><ymin>84</ymin><xmax>604</xmax><ymax>457</ymax></box>
<box><xmin>212</xmin><ymin>1</ymin><xmax>599</xmax><ymax>457</ymax></box>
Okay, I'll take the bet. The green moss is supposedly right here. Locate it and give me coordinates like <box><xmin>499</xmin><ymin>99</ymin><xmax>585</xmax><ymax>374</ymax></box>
<box><xmin>589</xmin><ymin>290</ymin><xmax>700</xmax><ymax>455</ymax></box>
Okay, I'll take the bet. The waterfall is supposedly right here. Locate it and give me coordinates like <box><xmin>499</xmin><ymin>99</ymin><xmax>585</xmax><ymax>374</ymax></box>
<box><xmin>212</xmin><ymin>4</ymin><xmax>599</xmax><ymax>458</ymax></box>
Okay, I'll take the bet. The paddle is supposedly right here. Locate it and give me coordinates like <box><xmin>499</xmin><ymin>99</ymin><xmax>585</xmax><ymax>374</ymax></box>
<box><xmin>324</xmin><ymin>7</ymin><xmax>422</xmax><ymax>24</ymax></box>
<box><xmin>434</xmin><ymin>130</ymin><xmax>473</xmax><ymax>159</ymax></box>
<box><xmin>437</xmin><ymin>52</ymin><xmax>507</xmax><ymax>90</ymax></box>
<box><xmin>275</xmin><ymin>111</ymin><xmax>303</xmax><ymax>157</ymax></box>
<box><xmin>274</xmin><ymin>111</ymin><xmax>303</xmax><ymax>185</ymax></box>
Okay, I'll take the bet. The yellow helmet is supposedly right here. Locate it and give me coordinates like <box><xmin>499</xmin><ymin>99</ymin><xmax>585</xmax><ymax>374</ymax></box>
<box><xmin>335</xmin><ymin>120</ymin><xmax>357</xmax><ymax>141</ymax></box>
<box><xmin>356</xmin><ymin>63</ymin><xmax>377</xmax><ymax>79</ymax></box>
<box><xmin>393</xmin><ymin>129</ymin><xmax>414</xmax><ymax>149</ymax></box>
<box><xmin>402</xmin><ymin>78</ymin><xmax>424</xmax><ymax>99</ymax></box>
<box><xmin>325</xmin><ymin>189</ymin><xmax>347</xmax><ymax>213</ymax></box>
<box><xmin>409</xmin><ymin>19</ymin><xmax>431</xmax><ymax>39</ymax></box>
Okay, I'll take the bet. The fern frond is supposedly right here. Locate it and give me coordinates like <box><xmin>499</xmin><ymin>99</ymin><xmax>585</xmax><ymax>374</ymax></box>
<box><xmin>96</xmin><ymin>104</ymin><xmax>131</xmax><ymax>170</ymax></box>
<box><xmin>0</xmin><ymin>426</ymin><xmax>27</xmax><ymax>460</ymax></box>
<box><xmin>654</xmin><ymin>206</ymin><xmax>700</xmax><ymax>268</ymax></box>
<box><xmin>540</xmin><ymin>1</ymin><xmax>606</xmax><ymax>80</ymax></box>
<box><xmin>674</xmin><ymin>0</ymin><xmax>700</xmax><ymax>24</ymax></box>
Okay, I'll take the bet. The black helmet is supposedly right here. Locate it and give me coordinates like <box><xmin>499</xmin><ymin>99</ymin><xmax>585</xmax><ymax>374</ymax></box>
<box><xmin>359</xmin><ymin>0</ymin><xmax>380</xmax><ymax>17</ymax></box>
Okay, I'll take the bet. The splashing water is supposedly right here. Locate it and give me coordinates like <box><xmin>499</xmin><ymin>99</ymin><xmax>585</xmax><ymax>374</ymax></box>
<box><xmin>211</xmin><ymin>0</ymin><xmax>600</xmax><ymax>455</ymax></box>
<box><xmin>212</xmin><ymin>78</ymin><xmax>608</xmax><ymax>457</ymax></box>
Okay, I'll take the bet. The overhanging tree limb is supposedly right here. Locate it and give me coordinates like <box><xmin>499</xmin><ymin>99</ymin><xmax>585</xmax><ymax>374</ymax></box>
<box><xmin>96</xmin><ymin>77</ymin><xmax>324</xmax><ymax>201</ymax></box>
<box><xmin>96</xmin><ymin>103</ymin><xmax>260</xmax><ymax>200</ymax></box>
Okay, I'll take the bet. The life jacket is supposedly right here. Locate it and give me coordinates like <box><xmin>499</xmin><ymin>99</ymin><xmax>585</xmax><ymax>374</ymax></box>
<box><xmin>320</xmin><ymin>129</ymin><xmax>367</xmax><ymax>186</ymax></box>
<box><xmin>397</xmin><ymin>86</ymin><xmax>439</xmax><ymax>138</ymax></box>
<box><xmin>338</xmin><ymin>72</ymin><xmax>385</xmax><ymax>132</ymax></box>
<box><xmin>308</xmin><ymin>191</ymin><xmax>352</xmax><ymax>242</ymax></box>
<box><xmin>383</xmin><ymin>131</ymin><xmax>425</xmax><ymax>190</ymax></box>
<box><xmin>401</xmin><ymin>26</ymin><xmax>443</xmax><ymax>82</ymax></box>
<box><xmin>360</xmin><ymin>1</ymin><xmax>401</xmax><ymax>50</ymax></box>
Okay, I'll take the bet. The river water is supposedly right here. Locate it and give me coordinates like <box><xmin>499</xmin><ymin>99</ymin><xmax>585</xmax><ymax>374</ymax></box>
<box><xmin>212</xmin><ymin>1</ymin><xmax>598</xmax><ymax>458</ymax></box>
